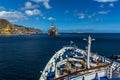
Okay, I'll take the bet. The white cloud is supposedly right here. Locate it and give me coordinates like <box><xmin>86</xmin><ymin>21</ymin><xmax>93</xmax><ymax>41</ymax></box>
<box><xmin>9</xmin><ymin>19</ymin><xmax>18</xmax><ymax>22</ymax></box>
<box><xmin>25</xmin><ymin>9</ymin><xmax>42</xmax><ymax>16</ymax></box>
<box><xmin>31</xmin><ymin>0</ymin><xmax>51</xmax><ymax>9</ymax></box>
<box><xmin>87</xmin><ymin>12</ymin><xmax>97</xmax><ymax>19</ymax></box>
<box><xmin>79</xmin><ymin>15</ymin><xmax>85</xmax><ymax>19</ymax></box>
<box><xmin>0</xmin><ymin>11</ymin><xmax>27</xmax><ymax>22</ymax></box>
<box><xmin>48</xmin><ymin>17</ymin><xmax>56</xmax><ymax>20</ymax></box>
<box><xmin>77</xmin><ymin>13</ymin><xmax>86</xmax><ymax>19</ymax></box>
<box><xmin>94</xmin><ymin>0</ymin><xmax>118</xmax><ymax>2</ymax></box>
<box><xmin>22</xmin><ymin>1</ymin><xmax>39</xmax><ymax>10</ymax></box>
<box><xmin>0</xmin><ymin>11</ymin><xmax>27</xmax><ymax>20</ymax></box>
<box><xmin>42</xmin><ymin>16</ymin><xmax>46</xmax><ymax>19</ymax></box>
<box><xmin>26</xmin><ymin>2</ymin><xmax>33</xmax><ymax>8</ymax></box>
<box><xmin>26</xmin><ymin>2</ymin><xmax>39</xmax><ymax>9</ymax></box>
<box><xmin>109</xmin><ymin>3</ymin><xmax>114</xmax><ymax>7</ymax></box>
<box><xmin>43</xmin><ymin>1</ymin><xmax>51</xmax><ymax>9</ymax></box>
<box><xmin>98</xmin><ymin>10</ymin><xmax>111</xmax><ymax>14</ymax></box>
<box><xmin>88</xmin><ymin>16</ymin><xmax>92</xmax><ymax>19</ymax></box>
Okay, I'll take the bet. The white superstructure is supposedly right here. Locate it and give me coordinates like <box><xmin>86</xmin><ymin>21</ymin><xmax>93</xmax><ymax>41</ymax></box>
<box><xmin>39</xmin><ymin>36</ymin><xmax>120</xmax><ymax>80</ymax></box>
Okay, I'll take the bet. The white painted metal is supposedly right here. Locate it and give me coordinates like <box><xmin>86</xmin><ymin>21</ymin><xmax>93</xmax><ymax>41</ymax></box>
<box><xmin>39</xmin><ymin>42</ymin><xmax>120</xmax><ymax>80</ymax></box>
<box><xmin>84</xmin><ymin>35</ymin><xmax>95</xmax><ymax>69</ymax></box>
<box><xmin>70</xmin><ymin>70</ymin><xmax>106</xmax><ymax>80</ymax></box>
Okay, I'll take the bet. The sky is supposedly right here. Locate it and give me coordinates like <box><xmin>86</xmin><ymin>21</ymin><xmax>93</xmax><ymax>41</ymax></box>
<box><xmin>0</xmin><ymin>0</ymin><xmax>120</xmax><ymax>33</ymax></box>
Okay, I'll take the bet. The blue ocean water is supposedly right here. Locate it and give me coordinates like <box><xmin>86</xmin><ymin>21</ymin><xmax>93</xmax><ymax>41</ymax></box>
<box><xmin>0</xmin><ymin>33</ymin><xmax>120</xmax><ymax>80</ymax></box>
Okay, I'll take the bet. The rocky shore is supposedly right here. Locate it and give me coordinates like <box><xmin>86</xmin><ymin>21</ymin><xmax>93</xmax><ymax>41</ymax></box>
<box><xmin>0</xmin><ymin>19</ymin><xmax>42</xmax><ymax>36</ymax></box>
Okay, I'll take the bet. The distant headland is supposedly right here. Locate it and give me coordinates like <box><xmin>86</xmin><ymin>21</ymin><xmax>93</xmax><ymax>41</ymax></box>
<box><xmin>0</xmin><ymin>19</ymin><xmax>42</xmax><ymax>36</ymax></box>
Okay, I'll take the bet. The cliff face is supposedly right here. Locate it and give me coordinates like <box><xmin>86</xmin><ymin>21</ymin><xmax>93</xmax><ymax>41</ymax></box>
<box><xmin>0</xmin><ymin>19</ymin><xmax>42</xmax><ymax>35</ymax></box>
<box><xmin>0</xmin><ymin>19</ymin><xmax>10</xmax><ymax>28</ymax></box>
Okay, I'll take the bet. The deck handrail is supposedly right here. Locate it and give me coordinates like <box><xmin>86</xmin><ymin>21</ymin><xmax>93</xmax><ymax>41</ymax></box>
<box><xmin>55</xmin><ymin>63</ymin><xmax>112</xmax><ymax>80</ymax></box>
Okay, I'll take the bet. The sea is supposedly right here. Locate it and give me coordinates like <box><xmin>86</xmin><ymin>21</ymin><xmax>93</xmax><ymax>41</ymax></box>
<box><xmin>0</xmin><ymin>33</ymin><xmax>120</xmax><ymax>80</ymax></box>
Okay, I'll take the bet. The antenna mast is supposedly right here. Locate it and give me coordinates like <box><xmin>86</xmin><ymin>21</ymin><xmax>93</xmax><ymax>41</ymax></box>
<box><xmin>84</xmin><ymin>35</ymin><xmax>95</xmax><ymax>69</ymax></box>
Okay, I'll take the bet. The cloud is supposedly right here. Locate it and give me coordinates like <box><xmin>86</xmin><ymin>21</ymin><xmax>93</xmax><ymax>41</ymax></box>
<box><xmin>43</xmin><ymin>1</ymin><xmax>51</xmax><ymax>9</ymax></box>
<box><xmin>88</xmin><ymin>15</ymin><xmax>92</xmax><ymax>19</ymax></box>
<box><xmin>98</xmin><ymin>10</ymin><xmax>111</xmax><ymax>14</ymax></box>
<box><xmin>25</xmin><ymin>2</ymin><xmax>39</xmax><ymax>9</ymax></box>
<box><xmin>31</xmin><ymin>0</ymin><xmax>51</xmax><ymax>9</ymax></box>
<box><xmin>22</xmin><ymin>1</ymin><xmax>39</xmax><ymax>10</ymax></box>
<box><xmin>109</xmin><ymin>3</ymin><xmax>114</xmax><ymax>7</ymax></box>
<box><xmin>86</xmin><ymin>12</ymin><xmax>97</xmax><ymax>19</ymax></box>
<box><xmin>9</xmin><ymin>19</ymin><xmax>18</xmax><ymax>22</ymax></box>
<box><xmin>0</xmin><ymin>11</ymin><xmax>27</xmax><ymax>21</ymax></box>
<box><xmin>94</xmin><ymin>0</ymin><xmax>118</xmax><ymax>3</ymax></box>
<box><xmin>48</xmin><ymin>17</ymin><xmax>56</xmax><ymax>20</ymax></box>
<box><xmin>76</xmin><ymin>12</ymin><xmax>95</xmax><ymax>19</ymax></box>
<box><xmin>42</xmin><ymin>16</ymin><xmax>46</xmax><ymax>19</ymax></box>
<box><xmin>77</xmin><ymin>13</ymin><xmax>86</xmax><ymax>19</ymax></box>
<box><xmin>25</xmin><ymin>9</ymin><xmax>42</xmax><ymax>16</ymax></box>
<box><xmin>79</xmin><ymin>15</ymin><xmax>85</xmax><ymax>19</ymax></box>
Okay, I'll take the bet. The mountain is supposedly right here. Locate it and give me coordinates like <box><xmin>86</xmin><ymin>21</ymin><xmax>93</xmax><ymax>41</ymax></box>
<box><xmin>0</xmin><ymin>19</ymin><xmax>42</xmax><ymax>35</ymax></box>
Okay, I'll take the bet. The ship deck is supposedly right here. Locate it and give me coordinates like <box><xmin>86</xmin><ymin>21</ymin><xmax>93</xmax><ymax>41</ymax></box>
<box><xmin>39</xmin><ymin>46</ymin><xmax>120</xmax><ymax>80</ymax></box>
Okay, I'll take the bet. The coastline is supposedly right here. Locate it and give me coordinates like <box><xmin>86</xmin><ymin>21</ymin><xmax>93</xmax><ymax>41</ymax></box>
<box><xmin>0</xmin><ymin>33</ymin><xmax>42</xmax><ymax>36</ymax></box>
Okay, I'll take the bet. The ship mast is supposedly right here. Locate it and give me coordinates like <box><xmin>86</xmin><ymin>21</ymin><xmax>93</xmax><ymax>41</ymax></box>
<box><xmin>84</xmin><ymin>35</ymin><xmax>95</xmax><ymax>69</ymax></box>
